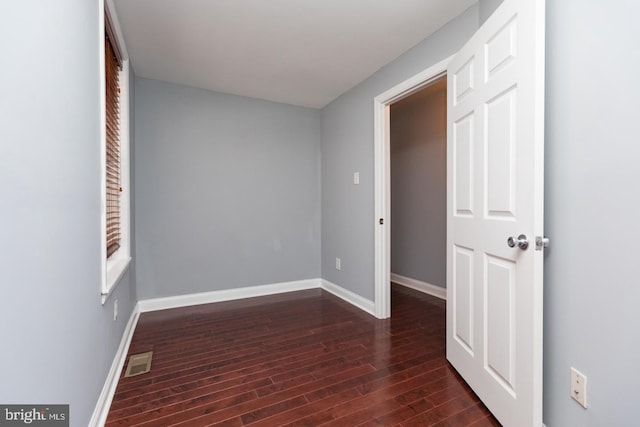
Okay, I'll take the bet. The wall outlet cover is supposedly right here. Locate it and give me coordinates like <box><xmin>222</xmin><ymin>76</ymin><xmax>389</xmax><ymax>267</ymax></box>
<box><xmin>570</xmin><ymin>367</ymin><xmax>587</xmax><ymax>408</ymax></box>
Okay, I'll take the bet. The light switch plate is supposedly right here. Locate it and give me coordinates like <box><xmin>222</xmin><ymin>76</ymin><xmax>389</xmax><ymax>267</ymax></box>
<box><xmin>353</xmin><ymin>172</ymin><xmax>360</xmax><ymax>185</ymax></box>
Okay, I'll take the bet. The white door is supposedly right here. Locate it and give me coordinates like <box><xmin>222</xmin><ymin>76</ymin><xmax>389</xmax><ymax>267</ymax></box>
<box><xmin>446</xmin><ymin>0</ymin><xmax>545</xmax><ymax>426</ymax></box>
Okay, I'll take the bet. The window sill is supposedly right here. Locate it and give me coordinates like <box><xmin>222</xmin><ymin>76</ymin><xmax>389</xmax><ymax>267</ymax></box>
<box><xmin>102</xmin><ymin>256</ymin><xmax>132</xmax><ymax>304</ymax></box>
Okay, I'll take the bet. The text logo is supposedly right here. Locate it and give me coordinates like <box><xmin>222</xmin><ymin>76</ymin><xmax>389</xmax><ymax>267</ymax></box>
<box><xmin>0</xmin><ymin>405</ymin><xmax>68</xmax><ymax>426</ymax></box>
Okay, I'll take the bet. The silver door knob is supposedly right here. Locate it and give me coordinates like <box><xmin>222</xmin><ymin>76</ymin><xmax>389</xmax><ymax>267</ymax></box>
<box><xmin>507</xmin><ymin>234</ymin><xmax>529</xmax><ymax>250</ymax></box>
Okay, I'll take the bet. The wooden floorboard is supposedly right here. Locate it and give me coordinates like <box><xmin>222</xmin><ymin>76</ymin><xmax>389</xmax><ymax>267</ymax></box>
<box><xmin>106</xmin><ymin>284</ymin><xmax>500</xmax><ymax>426</ymax></box>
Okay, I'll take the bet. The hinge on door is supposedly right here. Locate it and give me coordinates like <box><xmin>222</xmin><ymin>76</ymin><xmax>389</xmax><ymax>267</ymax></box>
<box><xmin>535</xmin><ymin>236</ymin><xmax>550</xmax><ymax>251</ymax></box>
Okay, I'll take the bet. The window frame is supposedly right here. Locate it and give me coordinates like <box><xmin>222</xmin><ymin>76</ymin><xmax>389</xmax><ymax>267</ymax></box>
<box><xmin>101</xmin><ymin>0</ymin><xmax>131</xmax><ymax>304</ymax></box>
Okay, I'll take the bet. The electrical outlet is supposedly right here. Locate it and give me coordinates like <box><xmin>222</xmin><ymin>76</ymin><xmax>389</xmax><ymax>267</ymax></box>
<box><xmin>353</xmin><ymin>172</ymin><xmax>360</xmax><ymax>185</ymax></box>
<box><xmin>570</xmin><ymin>367</ymin><xmax>587</xmax><ymax>408</ymax></box>
<box><xmin>114</xmin><ymin>299</ymin><xmax>118</xmax><ymax>321</ymax></box>
<box><xmin>335</xmin><ymin>257</ymin><xmax>341</xmax><ymax>270</ymax></box>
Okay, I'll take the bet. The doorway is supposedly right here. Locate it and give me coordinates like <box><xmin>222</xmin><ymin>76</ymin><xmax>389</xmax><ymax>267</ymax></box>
<box><xmin>389</xmin><ymin>76</ymin><xmax>447</xmax><ymax>306</ymax></box>
<box><xmin>374</xmin><ymin>57</ymin><xmax>451</xmax><ymax>319</ymax></box>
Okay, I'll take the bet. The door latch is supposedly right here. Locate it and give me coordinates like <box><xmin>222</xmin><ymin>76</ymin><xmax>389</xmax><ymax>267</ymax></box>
<box><xmin>535</xmin><ymin>236</ymin><xmax>550</xmax><ymax>251</ymax></box>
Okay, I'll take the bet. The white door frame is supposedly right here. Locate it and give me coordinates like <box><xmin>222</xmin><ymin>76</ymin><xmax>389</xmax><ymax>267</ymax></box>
<box><xmin>373</xmin><ymin>56</ymin><xmax>452</xmax><ymax>319</ymax></box>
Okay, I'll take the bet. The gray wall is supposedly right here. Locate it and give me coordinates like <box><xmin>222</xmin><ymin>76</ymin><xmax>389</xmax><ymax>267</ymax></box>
<box><xmin>543</xmin><ymin>1</ymin><xmax>640</xmax><ymax>426</ymax></box>
<box><xmin>479</xmin><ymin>0</ymin><xmax>503</xmax><ymax>24</ymax></box>
<box><xmin>320</xmin><ymin>4</ymin><xmax>479</xmax><ymax>300</ymax></box>
<box><xmin>390</xmin><ymin>80</ymin><xmax>447</xmax><ymax>287</ymax></box>
<box><xmin>134</xmin><ymin>78</ymin><xmax>321</xmax><ymax>299</ymax></box>
<box><xmin>0</xmin><ymin>1</ymin><xmax>137</xmax><ymax>426</ymax></box>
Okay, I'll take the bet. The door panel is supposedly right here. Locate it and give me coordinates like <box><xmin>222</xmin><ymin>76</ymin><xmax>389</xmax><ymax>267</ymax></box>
<box><xmin>453</xmin><ymin>245</ymin><xmax>474</xmax><ymax>354</ymax></box>
<box><xmin>453</xmin><ymin>113</ymin><xmax>475</xmax><ymax>216</ymax></box>
<box><xmin>486</xmin><ymin>87</ymin><xmax>516</xmax><ymax>218</ymax></box>
<box><xmin>485</xmin><ymin>254</ymin><xmax>516</xmax><ymax>394</ymax></box>
<box><xmin>446</xmin><ymin>0</ymin><xmax>545</xmax><ymax>426</ymax></box>
<box><xmin>486</xmin><ymin>18</ymin><xmax>517</xmax><ymax>78</ymax></box>
<box><xmin>453</xmin><ymin>58</ymin><xmax>475</xmax><ymax>104</ymax></box>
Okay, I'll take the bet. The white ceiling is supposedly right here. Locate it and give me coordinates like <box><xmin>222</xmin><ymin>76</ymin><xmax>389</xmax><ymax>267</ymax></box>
<box><xmin>112</xmin><ymin>0</ymin><xmax>476</xmax><ymax>108</ymax></box>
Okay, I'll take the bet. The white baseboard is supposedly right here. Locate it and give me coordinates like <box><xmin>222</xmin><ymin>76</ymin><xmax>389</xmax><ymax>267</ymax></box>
<box><xmin>320</xmin><ymin>279</ymin><xmax>375</xmax><ymax>316</ymax></box>
<box><xmin>391</xmin><ymin>273</ymin><xmax>446</xmax><ymax>300</ymax></box>
<box><xmin>137</xmin><ymin>278</ymin><xmax>321</xmax><ymax>313</ymax></box>
<box><xmin>137</xmin><ymin>278</ymin><xmax>376</xmax><ymax>316</ymax></box>
<box><xmin>89</xmin><ymin>302</ymin><xmax>140</xmax><ymax>427</ymax></box>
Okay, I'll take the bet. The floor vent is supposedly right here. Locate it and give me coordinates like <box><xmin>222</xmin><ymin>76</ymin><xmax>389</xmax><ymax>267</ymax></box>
<box><xmin>124</xmin><ymin>351</ymin><xmax>153</xmax><ymax>378</ymax></box>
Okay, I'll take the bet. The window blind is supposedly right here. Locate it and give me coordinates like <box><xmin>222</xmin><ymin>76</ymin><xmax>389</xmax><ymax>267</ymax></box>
<box><xmin>105</xmin><ymin>29</ymin><xmax>122</xmax><ymax>259</ymax></box>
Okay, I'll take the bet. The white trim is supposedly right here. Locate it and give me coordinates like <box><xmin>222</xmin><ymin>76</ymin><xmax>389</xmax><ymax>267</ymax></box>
<box><xmin>99</xmin><ymin>0</ymin><xmax>107</xmax><ymax>289</ymax></box>
<box><xmin>374</xmin><ymin>56</ymin><xmax>452</xmax><ymax>105</ymax></box>
<box><xmin>136</xmin><ymin>278</ymin><xmax>377</xmax><ymax>316</ymax></box>
<box><xmin>138</xmin><ymin>279</ymin><xmax>321</xmax><ymax>313</ymax></box>
<box><xmin>390</xmin><ymin>273</ymin><xmax>447</xmax><ymax>300</ymax></box>
<box><xmin>89</xmin><ymin>302</ymin><xmax>140</xmax><ymax>427</ymax></box>
<box><xmin>373</xmin><ymin>56</ymin><xmax>452</xmax><ymax>319</ymax></box>
<box><xmin>104</xmin><ymin>0</ymin><xmax>129</xmax><ymax>60</ymax></box>
<box><xmin>320</xmin><ymin>279</ymin><xmax>375</xmax><ymax>317</ymax></box>
<box><xmin>373</xmin><ymin>90</ymin><xmax>391</xmax><ymax>320</ymax></box>
<box><xmin>101</xmin><ymin>1</ymin><xmax>132</xmax><ymax>304</ymax></box>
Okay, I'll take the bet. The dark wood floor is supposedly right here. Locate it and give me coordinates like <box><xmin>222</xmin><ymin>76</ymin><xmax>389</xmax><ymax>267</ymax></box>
<box><xmin>106</xmin><ymin>285</ymin><xmax>500</xmax><ymax>426</ymax></box>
